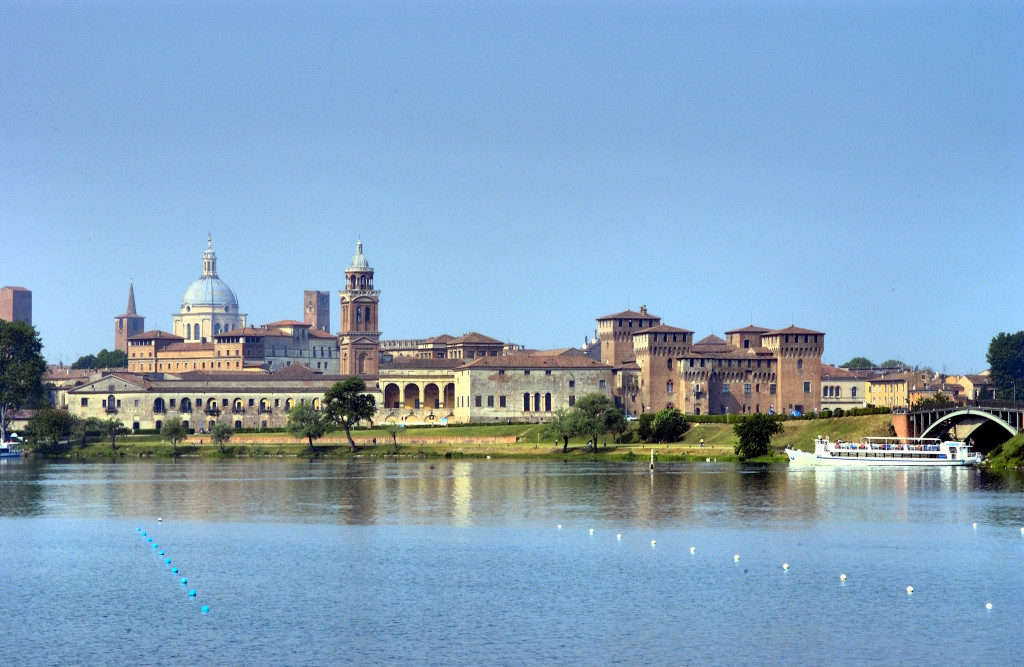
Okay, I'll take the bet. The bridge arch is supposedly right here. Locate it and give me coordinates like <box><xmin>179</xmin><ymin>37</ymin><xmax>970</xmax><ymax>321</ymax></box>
<box><xmin>919</xmin><ymin>409</ymin><xmax>1018</xmax><ymax>452</ymax></box>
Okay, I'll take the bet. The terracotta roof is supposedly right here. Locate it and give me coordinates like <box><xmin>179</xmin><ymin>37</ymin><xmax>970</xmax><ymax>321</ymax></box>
<box><xmin>129</xmin><ymin>330</ymin><xmax>184</xmax><ymax>341</ymax></box>
<box><xmin>763</xmin><ymin>325</ymin><xmax>825</xmax><ymax>336</ymax></box>
<box><xmin>213</xmin><ymin>327</ymin><xmax>272</xmax><ymax>338</ymax></box>
<box><xmin>597</xmin><ymin>309</ymin><xmax>659</xmax><ymax>321</ymax></box>
<box><xmin>458</xmin><ymin>354</ymin><xmax>611</xmax><ymax>370</ymax></box>
<box><xmin>724</xmin><ymin>325</ymin><xmax>770</xmax><ymax>334</ymax></box>
<box><xmin>420</xmin><ymin>334</ymin><xmax>455</xmax><ymax>345</ymax></box>
<box><xmin>964</xmin><ymin>374</ymin><xmax>993</xmax><ymax>384</ymax></box>
<box><xmin>821</xmin><ymin>364</ymin><xmax>859</xmax><ymax>379</ymax></box>
<box><xmin>633</xmin><ymin>324</ymin><xmax>694</xmax><ymax>335</ymax></box>
<box><xmin>161</xmin><ymin>342</ymin><xmax>215</xmax><ymax>353</ymax></box>
<box><xmin>264</xmin><ymin>320</ymin><xmax>311</xmax><ymax>328</ymax></box>
<box><xmin>451</xmin><ymin>332</ymin><xmax>504</xmax><ymax>345</ymax></box>
<box><xmin>308</xmin><ymin>329</ymin><xmax>336</xmax><ymax>339</ymax></box>
<box><xmin>380</xmin><ymin>358</ymin><xmax>463</xmax><ymax>371</ymax></box>
<box><xmin>269</xmin><ymin>364</ymin><xmax>323</xmax><ymax>379</ymax></box>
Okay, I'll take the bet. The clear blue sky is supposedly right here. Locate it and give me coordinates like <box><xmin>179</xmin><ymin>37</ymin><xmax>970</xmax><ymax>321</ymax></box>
<box><xmin>3</xmin><ymin>1</ymin><xmax>1021</xmax><ymax>373</ymax></box>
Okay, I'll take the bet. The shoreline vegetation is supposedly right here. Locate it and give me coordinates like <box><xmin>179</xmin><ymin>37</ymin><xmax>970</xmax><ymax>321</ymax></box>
<box><xmin>24</xmin><ymin>414</ymin><xmax>899</xmax><ymax>464</ymax></box>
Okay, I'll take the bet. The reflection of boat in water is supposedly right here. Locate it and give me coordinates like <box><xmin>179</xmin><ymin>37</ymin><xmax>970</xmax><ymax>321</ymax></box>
<box><xmin>786</xmin><ymin>436</ymin><xmax>981</xmax><ymax>467</ymax></box>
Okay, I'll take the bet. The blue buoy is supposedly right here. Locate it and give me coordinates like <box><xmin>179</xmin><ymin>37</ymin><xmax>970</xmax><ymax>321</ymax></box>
<box><xmin>180</xmin><ymin>578</ymin><xmax>187</xmax><ymax>585</ymax></box>
<box><xmin>188</xmin><ymin>589</ymin><xmax>196</xmax><ymax>597</ymax></box>
<box><xmin>158</xmin><ymin>550</ymin><xmax>164</xmax><ymax>555</ymax></box>
<box><xmin>152</xmin><ymin>544</ymin><xmax>158</xmax><ymax>549</ymax></box>
<box><xmin>172</xmin><ymin>567</ymin><xmax>178</xmax><ymax>573</ymax></box>
<box><xmin>201</xmin><ymin>605</ymin><xmax>209</xmax><ymax>614</ymax></box>
<box><xmin>164</xmin><ymin>558</ymin><xmax>171</xmax><ymax>564</ymax></box>
<box><xmin>146</xmin><ymin>537</ymin><xmax>152</xmax><ymax>542</ymax></box>
<box><xmin>136</xmin><ymin>527</ymin><xmax>141</xmax><ymax>532</ymax></box>
<box><xmin>141</xmin><ymin>531</ymin><xmax>146</xmax><ymax>536</ymax></box>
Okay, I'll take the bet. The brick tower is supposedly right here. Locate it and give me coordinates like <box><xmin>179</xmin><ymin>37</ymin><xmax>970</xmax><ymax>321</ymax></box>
<box><xmin>114</xmin><ymin>281</ymin><xmax>145</xmax><ymax>353</ymax></box>
<box><xmin>338</xmin><ymin>239</ymin><xmax>380</xmax><ymax>379</ymax></box>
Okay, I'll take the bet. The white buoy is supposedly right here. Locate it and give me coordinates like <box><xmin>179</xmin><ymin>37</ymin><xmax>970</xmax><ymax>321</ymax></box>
<box><xmin>986</xmin><ymin>602</ymin><xmax>993</xmax><ymax>610</ymax></box>
<box><xmin>650</xmin><ymin>540</ymin><xmax>657</xmax><ymax>547</ymax></box>
<box><xmin>734</xmin><ymin>554</ymin><xmax>740</xmax><ymax>562</ymax></box>
<box><xmin>906</xmin><ymin>585</ymin><xmax>914</xmax><ymax>594</ymax></box>
<box><xmin>616</xmin><ymin>533</ymin><xmax>621</xmax><ymax>541</ymax></box>
<box><xmin>689</xmin><ymin>546</ymin><xmax>695</xmax><ymax>554</ymax></box>
<box><xmin>589</xmin><ymin>528</ymin><xmax>594</xmax><ymax>535</ymax></box>
<box><xmin>782</xmin><ymin>563</ymin><xmax>789</xmax><ymax>570</ymax></box>
<box><xmin>557</xmin><ymin>524</ymin><xmax>562</xmax><ymax>530</ymax></box>
<box><xmin>158</xmin><ymin>517</ymin><xmax>163</xmax><ymax>523</ymax></box>
<box><xmin>972</xmin><ymin>522</ymin><xmax>977</xmax><ymax>529</ymax></box>
<box><xmin>840</xmin><ymin>573</ymin><xmax>847</xmax><ymax>581</ymax></box>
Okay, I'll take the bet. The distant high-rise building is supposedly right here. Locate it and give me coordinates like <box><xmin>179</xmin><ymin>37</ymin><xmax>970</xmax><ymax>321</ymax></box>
<box><xmin>0</xmin><ymin>286</ymin><xmax>32</xmax><ymax>325</ymax></box>
<box><xmin>303</xmin><ymin>290</ymin><xmax>331</xmax><ymax>333</ymax></box>
<box><xmin>114</xmin><ymin>281</ymin><xmax>146</xmax><ymax>353</ymax></box>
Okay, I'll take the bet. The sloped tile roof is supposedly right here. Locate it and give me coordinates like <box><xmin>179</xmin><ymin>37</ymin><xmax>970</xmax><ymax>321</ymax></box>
<box><xmin>458</xmin><ymin>353</ymin><xmax>610</xmax><ymax>370</ymax></box>
<box><xmin>129</xmin><ymin>330</ymin><xmax>184</xmax><ymax>341</ymax></box>
<box><xmin>763</xmin><ymin>325</ymin><xmax>825</xmax><ymax>336</ymax></box>
<box><xmin>633</xmin><ymin>324</ymin><xmax>694</xmax><ymax>335</ymax></box>
<box><xmin>597</xmin><ymin>309</ymin><xmax>659</xmax><ymax>321</ymax></box>
<box><xmin>724</xmin><ymin>325</ymin><xmax>770</xmax><ymax>334</ymax></box>
<box><xmin>451</xmin><ymin>332</ymin><xmax>504</xmax><ymax>345</ymax></box>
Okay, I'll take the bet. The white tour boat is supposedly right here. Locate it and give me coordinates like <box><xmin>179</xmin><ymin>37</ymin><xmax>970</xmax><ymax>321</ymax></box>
<box><xmin>785</xmin><ymin>436</ymin><xmax>982</xmax><ymax>467</ymax></box>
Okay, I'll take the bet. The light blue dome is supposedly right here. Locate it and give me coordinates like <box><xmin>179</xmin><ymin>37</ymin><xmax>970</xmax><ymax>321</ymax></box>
<box><xmin>181</xmin><ymin>236</ymin><xmax>239</xmax><ymax>309</ymax></box>
<box><xmin>182</xmin><ymin>276</ymin><xmax>238</xmax><ymax>308</ymax></box>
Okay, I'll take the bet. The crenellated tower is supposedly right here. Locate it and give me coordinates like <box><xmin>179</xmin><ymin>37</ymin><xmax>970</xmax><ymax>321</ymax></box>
<box><xmin>338</xmin><ymin>239</ymin><xmax>380</xmax><ymax>379</ymax></box>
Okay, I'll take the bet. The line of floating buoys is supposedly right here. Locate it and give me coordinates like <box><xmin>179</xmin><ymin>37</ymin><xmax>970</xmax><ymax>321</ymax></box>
<box><xmin>138</xmin><ymin>522</ymin><xmax>208</xmax><ymax>615</ymax></box>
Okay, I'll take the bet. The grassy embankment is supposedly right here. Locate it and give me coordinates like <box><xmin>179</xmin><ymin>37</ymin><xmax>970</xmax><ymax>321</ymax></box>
<box><xmin>50</xmin><ymin>414</ymin><xmax>894</xmax><ymax>462</ymax></box>
<box><xmin>982</xmin><ymin>432</ymin><xmax>1024</xmax><ymax>470</ymax></box>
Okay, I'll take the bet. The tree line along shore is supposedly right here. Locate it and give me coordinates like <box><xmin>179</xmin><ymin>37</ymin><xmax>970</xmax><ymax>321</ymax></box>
<box><xmin>29</xmin><ymin>414</ymin><xmax>897</xmax><ymax>463</ymax></box>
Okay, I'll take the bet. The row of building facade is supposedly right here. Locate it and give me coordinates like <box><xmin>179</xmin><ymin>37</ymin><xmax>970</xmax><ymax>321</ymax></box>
<box><xmin>49</xmin><ymin>237</ymin><xmax>848</xmax><ymax>431</ymax></box>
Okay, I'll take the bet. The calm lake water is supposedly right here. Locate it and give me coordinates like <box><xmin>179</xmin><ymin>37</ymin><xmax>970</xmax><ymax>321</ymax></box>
<box><xmin>1</xmin><ymin>459</ymin><xmax>1022</xmax><ymax>666</ymax></box>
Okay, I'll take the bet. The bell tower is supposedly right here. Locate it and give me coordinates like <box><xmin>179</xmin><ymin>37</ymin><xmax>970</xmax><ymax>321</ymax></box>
<box><xmin>115</xmin><ymin>281</ymin><xmax>146</xmax><ymax>353</ymax></box>
<box><xmin>338</xmin><ymin>239</ymin><xmax>380</xmax><ymax>379</ymax></box>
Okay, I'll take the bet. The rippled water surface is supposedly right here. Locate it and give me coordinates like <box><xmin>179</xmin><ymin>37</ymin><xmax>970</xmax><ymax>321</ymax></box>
<box><xmin>1</xmin><ymin>460</ymin><xmax>1022</xmax><ymax>665</ymax></box>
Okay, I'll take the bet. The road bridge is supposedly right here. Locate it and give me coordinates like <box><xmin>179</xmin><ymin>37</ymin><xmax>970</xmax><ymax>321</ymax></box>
<box><xmin>909</xmin><ymin>402</ymin><xmax>1021</xmax><ymax>452</ymax></box>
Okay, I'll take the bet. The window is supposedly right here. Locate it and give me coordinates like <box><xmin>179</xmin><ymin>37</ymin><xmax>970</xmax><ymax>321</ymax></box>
<box><xmin>475</xmin><ymin>396</ymin><xmax>482</xmax><ymax>407</ymax></box>
<box><xmin>498</xmin><ymin>370</ymin><xmax>505</xmax><ymax>376</ymax></box>
<box><xmin>568</xmin><ymin>395</ymin><xmax>576</xmax><ymax>407</ymax></box>
<box><xmin>852</xmin><ymin>387</ymin><xmax>857</xmax><ymax>398</ymax></box>
<box><xmin>499</xmin><ymin>395</ymin><xmax>506</xmax><ymax>408</ymax></box>
<box><xmin>797</xmin><ymin>359</ymin><xmax>803</xmax><ymax>371</ymax></box>
<box><xmin>486</xmin><ymin>395</ymin><xmax>494</xmax><ymax>407</ymax></box>
<box><xmin>81</xmin><ymin>398</ymin><xmax>88</xmax><ymax>406</ymax></box>
<box><xmin>524</xmin><ymin>370</ymin><xmax>530</xmax><ymax>375</ymax></box>
<box><xmin>804</xmin><ymin>381</ymin><xmax>811</xmax><ymax>393</ymax></box>
<box><xmin>666</xmin><ymin>381</ymin><xmax>674</xmax><ymax>394</ymax></box>
<box><xmin>743</xmin><ymin>340</ymin><xmax>750</xmax><ymax>348</ymax></box>
<box><xmin>770</xmin><ymin>384</ymin><xmax>777</xmax><ymax>395</ymax></box>
<box><xmin>722</xmin><ymin>385</ymin><xmax>730</xmax><ymax>394</ymax></box>
<box><xmin>569</xmin><ymin>380</ymin><xmax>575</xmax><ymax>388</ymax></box>
<box><xmin>667</xmin><ymin>359</ymin><xmax>672</xmax><ymax>370</ymax></box>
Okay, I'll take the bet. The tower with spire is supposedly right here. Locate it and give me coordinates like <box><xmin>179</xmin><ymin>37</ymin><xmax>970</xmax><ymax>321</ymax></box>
<box><xmin>114</xmin><ymin>281</ymin><xmax>146</xmax><ymax>353</ymax></box>
<box><xmin>338</xmin><ymin>238</ymin><xmax>381</xmax><ymax>379</ymax></box>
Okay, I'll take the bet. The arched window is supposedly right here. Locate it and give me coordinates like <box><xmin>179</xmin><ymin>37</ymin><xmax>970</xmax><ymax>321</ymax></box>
<box><xmin>836</xmin><ymin>387</ymin><xmax>842</xmax><ymax>398</ymax></box>
<box><xmin>523</xmin><ymin>393</ymin><xmax>530</xmax><ymax>411</ymax></box>
<box><xmin>360</xmin><ymin>275</ymin><xmax>366</xmax><ymax>288</ymax></box>
<box><xmin>364</xmin><ymin>307</ymin><xmax>371</xmax><ymax>325</ymax></box>
<box><xmin>356</xmin><ymin>309</ymin><xmax>362</xmax><ymax>324</ymax></box>
<box><xmin>667</xmin><ymin>358</ymin><xmax>672</xmax><ymax>370</ymax></box>
<box><xmin>851</xmin><ymin>387</ymin><xmax>857</xmax><ymax>398</ymax></box>
<box><xmin>214</xmin><ymin>323</ymin><xmax>221</xmax><ymax>335</ymax></box>
<box><xmin>667</xmin><ymin>381</ymin><xmax>674</xmax><ymax>394</ymax></box>
<box><xmin>797</xmin><ymin>359</ymin><xmax>803</xmax><ymax>371</ymax></box>
<box><xmin>544</xmin><ymin>393</ymin><xmax>552</xmax><ymax>411</ymax></box>
<box><xmin>186</xmin><ymin>323</ymin><xmax>192</xmax><ymax>339</ymax></box>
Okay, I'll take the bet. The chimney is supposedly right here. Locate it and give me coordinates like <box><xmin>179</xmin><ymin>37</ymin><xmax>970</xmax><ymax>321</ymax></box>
<box><xmin>639</xmin><ymin>305</ymin><xmax>647</xmax><ymax>315</ymax></box>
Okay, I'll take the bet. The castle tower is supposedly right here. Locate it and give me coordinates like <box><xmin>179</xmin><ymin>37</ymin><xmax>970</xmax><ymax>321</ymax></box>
<box><xmin>114</xmin><ymin>281</ymin><xmax>145</xmax><ymax>353</ymax></box>
<box><xmin>760</xmin><ymin>326</ymin><xmax>824</xmax><ymax>416</ymax></box>
<box><xmin>596</xmin><ymin>305</ymin><xmax>661</xmax><ymax>367</ymax></box>
<box><xmin>304</xmin><ymin>290</ymin><xmax>331</xmax><ymax>333</ymax></box>
<box><xmin>338</xmin><ymin>239</ymin><xmax>380</xmax><ymax>379</ymax></box>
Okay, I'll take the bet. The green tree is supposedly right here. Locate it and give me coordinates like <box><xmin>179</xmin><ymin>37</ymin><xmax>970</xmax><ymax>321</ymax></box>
<box><xmin>323</xmin><ymin>377</ymin><xmax>376</xmax><ymax>451</ymax></box>
<box><xmin>542</xmin><ymin>408</ymin><xmax>575</xmax><ymax>453</ymax></box>
<box><xmin>382</xmin><ymin>422</ymin><xmax>401</xmax><ymax>453</ymax></box>
<box><xmin>652</xmin><ymin>408</ymin><xmax>688</xmax><ymax>443</ymax></box>
<box><xmin>99</xmin><ymin>417</ymin><xmax>129</xmax><ymax>450</ymax></box>
<box><xmin>733</xmin><ymin>413</ymin><xmax>785</xmax><ymax>461</ymax></box>
<box><xmin>161</xmin><ymin>416</ymin><xmax>188</xmax><ymax>455</ymax></box>
<box><xmin>286</xmin><ymin>403</ymin><xmax>328</xmax><ymax>452</ymax></box>
<box><xmin>71</xmin><ymin>348</ymin><xmax>127</xmax><ymax>369</ymax></box>
<box><xmin>0</xmin><ymin>320</ymin><xmax>47</xmax><ymax>444</ymax></box>
<box><xmin>26</xmin><ymin>407</ymin><xmax>80</xmax><ymax>455</ymax></box>
<box><xmin>636</xmin><ymin>413</ymin><xmax>656</xmax><ymax>442</ymax></box>
<box><xmin>912</xmin><ymin>391</ymin><xmax>954</xmax><ymax>411</ymax></box>
<box><xmin>986</xmin><ymin>331</ymin><xmax>1024</xmax><ymax>401</ymax></box>
<box><xmin>841</xmin><ymin>356</ymin><xmax>874</xmax><ymax>369</ymax></box>
<box><xmin>571</xmin><ymin>393</ymin><xmax>623</xmax><ymax>451</ymax></box>
<box><xmin>880</xmin><ymin>359</ymin><xmax>908</xmax><ymax>369</ymax></box>
<box><xmin>210</xmin><ymin>422</ymin><xmax>234</xmax><ymax>454</ymax></box>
